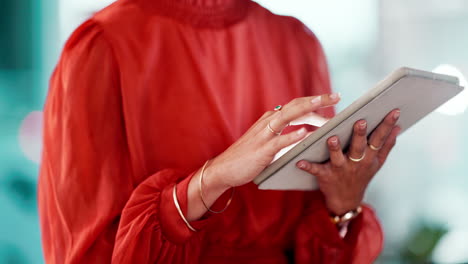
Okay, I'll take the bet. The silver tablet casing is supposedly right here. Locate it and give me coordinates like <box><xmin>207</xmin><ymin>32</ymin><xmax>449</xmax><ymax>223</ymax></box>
<box><xmin>254</xmin><ymin>67</ymin><xmax>464</xmax><ymax>191</ymax></box>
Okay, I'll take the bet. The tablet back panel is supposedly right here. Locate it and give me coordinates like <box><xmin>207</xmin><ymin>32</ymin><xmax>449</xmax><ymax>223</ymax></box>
<box><xmin>256</xmin><ymin>68</ymin><xmax>463</xmax><ymax>190</ymax></box>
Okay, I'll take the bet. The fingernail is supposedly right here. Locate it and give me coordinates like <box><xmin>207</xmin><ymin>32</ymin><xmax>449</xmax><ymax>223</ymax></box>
<box><xmin>359</xmin><ymin>120</ymin><xmax>367</xmax><ymax>129</ymax></box>
<box><xmin>329</xmin><ymin>137</ymin><xmax>338</xmax><ymax>147</ymax></box>
<box><xmin>296</xmin><ymin>127</ymin><xmax>307</xmax><ymax>135</ymax></box>
<box><xmin>297</xmin><ymin>161</ymin><xmax>308</xmax><ymax>169</ymax></box>
<box><xmin>311</xmin><ymin>96</ymin><xmax>322</xmax><ymax>104</ymax></box>
<box><xmin>394</xmin><ymin>110</ymin><xmax>400</xmax><ymax>120</ymax></box>
<box><xmin>330</xmin><ymin>93</ymin><xmax>341</xmax><ymax>100</ymax></box>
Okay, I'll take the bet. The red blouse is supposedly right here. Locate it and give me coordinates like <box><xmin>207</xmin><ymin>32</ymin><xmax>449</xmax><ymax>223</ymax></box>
<box><xmin>38</xmin><ymin>0</ymin><xmax>383</xmax><ymax>263</ymax></box>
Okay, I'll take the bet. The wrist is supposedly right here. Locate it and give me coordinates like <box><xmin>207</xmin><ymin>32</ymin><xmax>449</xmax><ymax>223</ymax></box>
<box><xmin>329</xmin><ymin>205</ymin><xmax>363</xmax><ymax>225</ymax></box>
<box><xmin>203</xmin><ymin>158</ymin><xmax>232</xmax><ymax>193</ymax></box>
<box><xmin>186</xmin><ymin>161</ymin><xmax>231</xmax><ymax>221</ymax></box>
<box><xmin>199</xmin><ymin>161</ymin><xmax>230</xmax><ymax>198</ymax></box>
<box><xmin>326</xmin><ymin>198</ymin><xmax>363</xmax><ymax>216</ymax></box>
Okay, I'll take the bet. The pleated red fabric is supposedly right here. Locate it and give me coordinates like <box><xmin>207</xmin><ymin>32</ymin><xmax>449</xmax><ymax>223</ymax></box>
<box><xmin>38</xmin><ymin>0</ymin><xmax>383</xmax><ymax>263</ymax></box>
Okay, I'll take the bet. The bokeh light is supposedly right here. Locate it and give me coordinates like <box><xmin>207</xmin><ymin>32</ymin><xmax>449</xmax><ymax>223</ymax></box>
<box><xmin>433</xmin><ymin>64</ymin><xmax>468</xmax><ymax>116</ymax></box>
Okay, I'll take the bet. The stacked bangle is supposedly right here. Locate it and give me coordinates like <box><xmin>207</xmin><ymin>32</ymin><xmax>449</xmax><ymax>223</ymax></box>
<box><xmin>172</xmin><ymin>184</ymin><xmax>197</xmax><ymax>232</ymax></box>
<box><xmin>172</xmin><ymin>160</ymin><xmax>235</xmax><ymax>233</ymax></box>
<box><xmin>199</xmin><ymin>160</ymin><xmax>235</xmax><ymax>214</ymax></box>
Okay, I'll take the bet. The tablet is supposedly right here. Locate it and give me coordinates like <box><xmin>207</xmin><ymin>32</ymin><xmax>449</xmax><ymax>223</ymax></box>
<box><xmin>253</xmin><ymin>67</ymin><xmax>464</xmax><ymax>190</ymax></box>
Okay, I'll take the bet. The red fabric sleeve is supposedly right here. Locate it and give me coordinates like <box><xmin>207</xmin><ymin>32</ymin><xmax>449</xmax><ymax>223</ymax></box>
<box><xmin>292</xmin><ymin>23</ymin><xmax>383</xmax><ymax>263</ymax></box>
<box><xmin>38</xmin><ymin>20</ymin><xmax>210</xmax><ymax>264</ymax></box>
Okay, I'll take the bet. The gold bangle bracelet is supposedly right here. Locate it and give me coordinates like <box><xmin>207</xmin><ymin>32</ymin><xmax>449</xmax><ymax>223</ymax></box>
<box><xmin>330</xmin><ymin>205</ymin><xmax>363</xmax><ymax>225</ymax></box>
<box><xmin>199</xmin><ymin>160</ymin><xmax>235</xmax><ymax>214</ymax></box>
<box><xmin>172</xmin><ymin>184</ymin><xmax>197</xmax><ymax>232</ymax></box>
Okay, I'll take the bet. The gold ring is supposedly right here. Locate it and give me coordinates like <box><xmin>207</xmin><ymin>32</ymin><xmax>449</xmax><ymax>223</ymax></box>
<box><xmin>369</xmin><ymin>144</ymin><xmax>382</xmax><ymax>151</ymax></box>
<box><xmin>267</xmin><ymin>122</ymin><xmax>282</xmax><ymax>135</ymax></box>
<box><xmin>274</xmin><ymin>105</ymin><xmax>283</xmax><ymax>111</ymax></box>
<box><xmin>348</xmin><ymin>152</ymin><xmax>366</xmax><ymax>162</ymax></box>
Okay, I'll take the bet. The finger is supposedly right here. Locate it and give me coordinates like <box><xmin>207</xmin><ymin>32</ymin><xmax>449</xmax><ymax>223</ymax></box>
<box><xmin>258</xmin><ymin>110</ymin><xmax>276</xmax><ymax>122</ymax></box>
<box><xmin>327</xmin><ymin>136</ymin><xmax>346</xmax><ymax>168</ymax></box>
<box><xmin>268</xmin><ymin>93</ymin><xmax>340</xmax><ymax>132</ymax></box>
<box><xmin>296</xmin><ymin>160</ymin><xmax>324</xmax><ymax>177</ymax></box>
<box><xmin>269</xmin><ymin>127</ymin><xmax>308</xmax><ymax>152</ymax></box>
<box><xmin>348</xmin><ymin>120</ymin><xmax>368</xmax><ymax>160</ymax></box>
<box><xmin>368</xmin><ymin>109</ymin><xmax>400</xmax><ymax>150</ymax></box>
<box><xmin>377</xmin><ymin>126</ymin><xmax>401</xmax><ymax>164</ymax></box>
<box><xmin>248</xmin><ymin>110</ymin><xmax>276</xmax><ymax>134</ymax></box>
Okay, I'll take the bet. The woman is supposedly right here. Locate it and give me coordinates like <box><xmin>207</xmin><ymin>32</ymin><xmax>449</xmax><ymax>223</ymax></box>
<box><xmin>38</xmin><ymin>0</ymin><xmax>400</xmax><ymax>263</ymax></box>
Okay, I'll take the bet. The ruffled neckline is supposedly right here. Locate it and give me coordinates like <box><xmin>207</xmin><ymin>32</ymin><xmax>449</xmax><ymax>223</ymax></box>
<box><xmin>135</xmin><ymin>0</ymin><xmax>250</xmax><ymax>28</ymax></box>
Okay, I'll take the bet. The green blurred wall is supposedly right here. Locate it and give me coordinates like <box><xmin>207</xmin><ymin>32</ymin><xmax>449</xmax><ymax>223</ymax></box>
<box><xmin>0</xmin><ymin>0</ymin><xmax>57</xmax><ymax>262</ymax></box>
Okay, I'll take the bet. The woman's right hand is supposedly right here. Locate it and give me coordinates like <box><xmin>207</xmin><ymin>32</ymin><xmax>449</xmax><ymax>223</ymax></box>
<box><xmin>186</xmin><ymin>93</ymin><xmax>340</xmax><ymax>221</ymax></box>
<box><xmin>205</xmin><ymin>93</ymin><xmax>341</xmax><ymax>191</ymax></box>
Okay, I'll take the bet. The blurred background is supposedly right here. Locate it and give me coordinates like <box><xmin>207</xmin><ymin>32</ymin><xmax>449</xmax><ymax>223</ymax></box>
<box><xmin>1</xmin><ymin>0</ymin><xmax>467</xmax><ymax>263</ymax></box>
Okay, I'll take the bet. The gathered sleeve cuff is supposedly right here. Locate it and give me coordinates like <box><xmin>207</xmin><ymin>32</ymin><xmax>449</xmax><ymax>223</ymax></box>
<box><xmin>159</xmin><ymin>171</ymin><xmax>214</xmax><ymax>243</ymax></box>
<box><xmin>112</xmin><ymin>168</ymin><xmax>219</xmax><ymax>263</ymax></box>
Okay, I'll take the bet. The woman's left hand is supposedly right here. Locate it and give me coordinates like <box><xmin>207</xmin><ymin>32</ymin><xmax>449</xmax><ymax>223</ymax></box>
<box><xmin>296</xmin><ymin>109</ymin><xmax>401</xmax><ymax>215</ymax></box>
